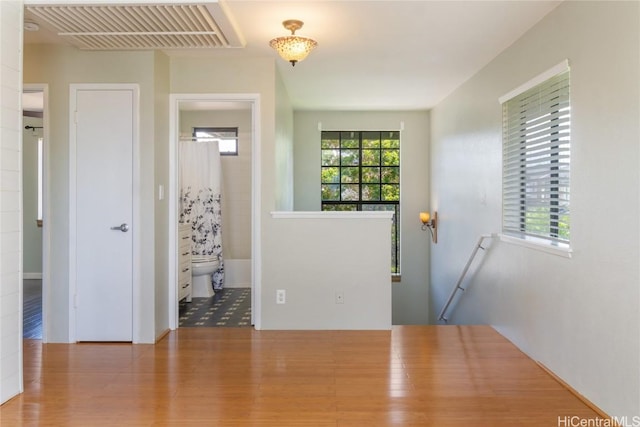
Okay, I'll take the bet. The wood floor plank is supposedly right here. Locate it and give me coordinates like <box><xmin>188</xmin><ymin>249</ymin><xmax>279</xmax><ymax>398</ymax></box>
<box><xmin>1</xmin><ymin>325</ymin><xmax>608</xmax><ymax>426</ymax></box>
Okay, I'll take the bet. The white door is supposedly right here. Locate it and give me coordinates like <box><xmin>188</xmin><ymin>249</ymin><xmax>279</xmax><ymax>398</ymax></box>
<box><xmin>74</xmin><ymin>88</ymin><xmax>134</xmax><ymax>342</ymax></box>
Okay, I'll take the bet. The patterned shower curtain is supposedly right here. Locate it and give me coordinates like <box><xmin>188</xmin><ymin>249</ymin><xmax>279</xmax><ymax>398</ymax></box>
<box><xmin>179</xmin><ymin>139</ymin><xmax>225</xmax><ymax>290</ymax></box>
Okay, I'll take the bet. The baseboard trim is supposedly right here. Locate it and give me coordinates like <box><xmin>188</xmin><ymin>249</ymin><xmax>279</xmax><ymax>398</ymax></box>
<box><xmin>536</xmin><ymin>361</ymin><xmax>619</xmax><ymax>425</ymax></box>
<box><xmin>24</xmin><ymin>273</ymin><xmax>43</xmax><ymax>280</ymax></box>
<box><xmin>155</xmin><ymin>328</ymin><xmax>171</xmax><ymax>343</ymax></box>
<box><xmin>223</xmin><ymin>283</ymin><xmax>251</xmax><ymax>289</ymax></box>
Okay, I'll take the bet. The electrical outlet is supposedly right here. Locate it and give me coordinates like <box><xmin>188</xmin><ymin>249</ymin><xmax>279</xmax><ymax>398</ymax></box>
<box><xmin>276</xmin><ymin>289</ymin><xmax>286</xmax><ymax>304</ymax></box>
<box><xmin>335</xmin><ymin>291</ymin><xmax>344</xmax><ymax>304</ymax></box>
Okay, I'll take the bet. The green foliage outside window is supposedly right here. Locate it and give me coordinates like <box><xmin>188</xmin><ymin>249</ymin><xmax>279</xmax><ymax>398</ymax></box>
<box><xmin>524</xmin><ymin>207</ymin><xmax>570</xmax><ymax>240</ymax></box>
<box><xmin>321</xmin><ymin>131</ymin><xmax>400</xmax><ymax>274</ymax></box>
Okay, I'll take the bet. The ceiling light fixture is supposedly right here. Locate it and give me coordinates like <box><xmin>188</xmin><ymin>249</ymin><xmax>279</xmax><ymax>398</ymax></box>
<box><xmin>269</xmin><ymin>20</ymin><xmax>317</xmax><ymax>67</ymax></box>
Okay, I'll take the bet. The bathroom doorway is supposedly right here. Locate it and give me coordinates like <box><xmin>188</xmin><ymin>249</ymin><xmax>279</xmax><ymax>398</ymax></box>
<box><xmin>169</xmin><ymin>94</ymin><xmax>261</xmax><ymax>330</ymax></box>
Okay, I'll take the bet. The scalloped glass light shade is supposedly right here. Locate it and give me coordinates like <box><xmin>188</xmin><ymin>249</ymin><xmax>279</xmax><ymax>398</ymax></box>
<box><xmin>269</xmin><ymin>36</ymin><xmax>317</xmax><ymax>65</ymax></box>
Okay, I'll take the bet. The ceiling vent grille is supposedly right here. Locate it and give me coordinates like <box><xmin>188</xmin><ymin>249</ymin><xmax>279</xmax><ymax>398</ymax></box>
<box><xmin>25</xmin><ymin>3</ymin><xmax>244</xmax><ymax>50</ymax></box>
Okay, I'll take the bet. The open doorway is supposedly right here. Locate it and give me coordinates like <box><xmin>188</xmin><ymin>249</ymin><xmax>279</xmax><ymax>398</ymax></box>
<box><xmin>168</xmin><ymin>94</ymin><xmax>262</xmax><ymax>330</ymax></box>
<box><xmin>22</xmin><ymin>85</ymin><xmax>49</xmax><ymax>341</ymax></box>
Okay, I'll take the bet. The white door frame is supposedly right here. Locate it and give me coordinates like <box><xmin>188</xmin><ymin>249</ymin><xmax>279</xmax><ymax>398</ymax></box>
<box><xmin>68</xmin><ymin>84</ymin><xmax>141</xmax><ymax>342</ymax></box>
<box><xmin>168</xmin><ymin>93</ymin><xmax>262</xmax><ymax>330</ymax></box>
<box><xmin>23</xmin><ymin>84</ymin><xmax>49</xmax><ymax>342</ymax></box>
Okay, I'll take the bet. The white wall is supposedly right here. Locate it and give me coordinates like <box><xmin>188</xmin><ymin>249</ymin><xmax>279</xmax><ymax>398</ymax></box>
<box><xmin>0</xmin><ymin>0</ymin><xmax>23</xmax><ymax>404</ymax></box>
<box><xmin>265</xmin><ymin>212</ymin><xmax>392</xmax><ymax>330</ymax></box>
<box><xmin>293</xmin><ymin>111</ymin><xmax>431</xmax><ymax>324</ymax></box>
<box><xmin>22</xmin><ymin>116</ymin><xmax>42</xmax><ymax>276</ymax></box>
<box><xmin>179</xmin><ymin>109</ymin><xmax>252</xmax><ymax>259</ymax></box>
<box><xmin>430</xmin><ymin>1</ymin><xmax>639</xmax><ymax>419</ymax></box>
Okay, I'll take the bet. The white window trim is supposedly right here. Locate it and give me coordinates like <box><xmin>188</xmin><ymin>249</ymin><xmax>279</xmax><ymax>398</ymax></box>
<box><xmin>499</xmin><ymin>59</ymin><xmax>570</xmax><ymax>104</ymax></box>
<box><xmin>499</xmin><ymin>59</ymin><xmax>572</xmax><ymax>254</ymax></box>
<box><xmin>499</xmin><ymin>233</ymin><xmax>572</xmax><ymax>258</ymax></box>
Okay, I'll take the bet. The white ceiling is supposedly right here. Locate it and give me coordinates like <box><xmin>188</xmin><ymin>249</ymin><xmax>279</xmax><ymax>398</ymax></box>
<box><xmin>23</xmin><ymin>0</ymin><xmax>562</xmax><ymax>111</ymax></box>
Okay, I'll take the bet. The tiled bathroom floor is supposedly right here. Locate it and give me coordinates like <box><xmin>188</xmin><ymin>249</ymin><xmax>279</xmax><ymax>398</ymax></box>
<box><xmin>179</xmin><ymin>288</ymin><xmax>251</xmax><ymax>327</ymax></box>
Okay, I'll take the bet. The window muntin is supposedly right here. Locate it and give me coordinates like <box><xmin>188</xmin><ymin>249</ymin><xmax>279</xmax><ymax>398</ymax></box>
<box><xmin>321</xmin><ymin>131</ymin><xmax>400</xmax><ymax>274</ymax></box>
<box><xmin>502</xmin><ymin>68</ymin><xmax>571</xmax><ymax>245</ymax></box>
<box><xmin>193</xmin><ymin>127</ymin><xmax>238</xmax><ymax>155</ymax></box>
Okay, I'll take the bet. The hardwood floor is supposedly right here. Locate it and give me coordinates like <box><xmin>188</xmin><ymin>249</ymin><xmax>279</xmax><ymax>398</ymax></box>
<box><xmin>2</xmin><ymin>326</ymin><xmax>605</xmax><ymax>426</ymax></box>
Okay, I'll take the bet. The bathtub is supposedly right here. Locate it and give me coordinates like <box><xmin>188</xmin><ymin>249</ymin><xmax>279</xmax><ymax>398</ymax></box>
<box><xmin>224</xmin><ymin>259</ymin><xmax>251</xmax><ymax>288</ymax></box>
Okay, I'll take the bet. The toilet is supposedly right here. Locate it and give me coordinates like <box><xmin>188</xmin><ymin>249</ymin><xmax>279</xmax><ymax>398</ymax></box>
<box><xmin>191</xmin><ymin>257</ymin><xmax>220</xmax><ymax>297</ymax></box>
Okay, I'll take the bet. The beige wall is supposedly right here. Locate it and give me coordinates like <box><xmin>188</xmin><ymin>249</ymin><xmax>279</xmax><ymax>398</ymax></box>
<box><xmin>170</xmin><ymin>56</ymin><xmax>277</xmax><ymax>217</ymax></box>
<box><xmin>179</xmin><ymin>109</ymin><xmax>252</xmax><ymax>259</ymax></box>
<box><xmin>22</xmin><ymin>116</ymin><xmax>42</xmax><ymax>275</ymax></box>
<box><xmin>24</xmin><ymin>44</ymin><xmax>161</xmax><ymax>343</ymax></box>
<box><xmin>293</xmin><ymin>111</ymin><xmax>431</xmax><ymax>324</ymax></box>
<box><xmin>167</xmin><ymin>57</ymin><xmax>395</xmax><ymax>329</ymax></box>
<box><xmin>153</xmin><ymin>51</ymin><xmax>171</xmax><ymax>339</ymax></box>
<box><xmin>170</xmin><ymin>56</ymin><xmax>277</xmax><ymax>329</ymax></box>
<box><xmin>274</xmin><ymin>70</ymin><xmax>294</xmax><ymax>211</ymax></box>
<box><xmin>21</xmin><ymin>50</ymin><xmax>282</xmax><ymax>337</ymax></box>
<box><xmin>430</xmin><ymin>1</ymin><xmax>639</xmax><ymax>419</ymax></box>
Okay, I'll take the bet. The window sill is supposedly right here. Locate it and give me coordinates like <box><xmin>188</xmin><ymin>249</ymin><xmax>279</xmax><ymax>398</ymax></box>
<box><xmin>499</xmin><ymin>233</ymin><xmax>572</xmax><ymax>258</ymax></box>
<box><xmin>392</xmin><ymin>275</ymin><xmax>401</xmax><ymax>283</ymax></box>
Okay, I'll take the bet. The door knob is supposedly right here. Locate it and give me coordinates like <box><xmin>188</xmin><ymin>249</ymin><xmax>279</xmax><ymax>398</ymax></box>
<box><xmin>110</xmin><ymin>223</ymin><xmax>129</xmax><ymax>232</ymax></box>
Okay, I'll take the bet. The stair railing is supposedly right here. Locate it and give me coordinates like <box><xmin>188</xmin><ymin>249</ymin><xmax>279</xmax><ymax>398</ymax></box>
<box><xmin>438</xmin><ymin>234</ymin><xmax>496</xmax><ymax>323</ymax></box>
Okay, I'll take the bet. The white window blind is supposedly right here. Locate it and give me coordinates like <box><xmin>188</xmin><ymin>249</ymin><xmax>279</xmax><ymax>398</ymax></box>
<box><xmin>502</xmin><ymin>66</ymin><xmax>571</xmax><ymax>245</ymax></box>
